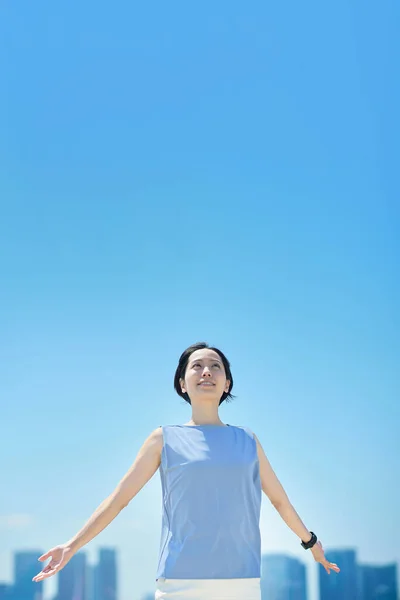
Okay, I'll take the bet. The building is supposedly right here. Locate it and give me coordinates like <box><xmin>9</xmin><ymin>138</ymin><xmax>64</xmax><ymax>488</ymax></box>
<box><xmin>261</xmin><ymin>554</ymin><xmax>307</xmax><ymax>600</ymax></box>
<box><xmin>0</xmin><ymin>584</ymin><xmax>12</xmax><ymax>600</ymax></box>
<box><xmin>318</xmin><ymin>549</ymin><xmax>358</xmax><ymax>600</ymax></box>
<box><xmin>57</xmin><ymin>552</ymin><xmax>87</xmax><ymax>600</ymax></box>
<box><xmin>359</xmin><ymin>563</ymin><xmax>398</xmax><ymax>600</ymax></box>
<box><xmin>85</xmin><ymin>564</ymin><xmax>95</xmax><ymax>600</ymax></box>
<box><xmin>13</xmin><ymin>551</ymin><xmax>44</xmax><ymax>600</ymax></box>
<box><xmin>95</xmin><ymin>549</ymin><xmax>117</xmax><ymax>600</ymax></box>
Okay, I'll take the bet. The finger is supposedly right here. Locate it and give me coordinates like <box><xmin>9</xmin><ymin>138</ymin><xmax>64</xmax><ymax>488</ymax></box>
<box><xmin>33</xmin><ymin>570</ymin><xmax>51</xmax><ymax>582</ymax></box>
<box><xmin>42</xmin><ymin>565</ymin><xmax>54</xmax><ymax>574</ymax></box>
<box><xmin>33</xmin><ymin>568</ymin><xmax>59</xmax><ymax>582</ymax></box>
<box><xmin>33</xmin><ymin>564</ymin><xmax>60</xmax><ymax>580</ymax></box>
<box><xmin>33</xmin><ymin>570</ymin><xmax>45</xmax><ymax>581</ymax></box>
<box><xmin>38</xmin><ymin>551</ymin><xmax>52</xmax><ymax>562</ymax></box>
<box><xmin>32</xmin><ymin>573</ymin><xmax>51</xmax><ymax>583</ymax></box>
<box><xmin>324</xmin><ymin>560</ymin><xmax>341</xmax><ymax>574</ymax></box>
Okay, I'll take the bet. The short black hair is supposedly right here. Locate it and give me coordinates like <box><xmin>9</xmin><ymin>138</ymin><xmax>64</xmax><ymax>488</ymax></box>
<box><xmin>173</xmin><ymin>342</ymin><xmax>234</xmax><ymax>406</ymax></box>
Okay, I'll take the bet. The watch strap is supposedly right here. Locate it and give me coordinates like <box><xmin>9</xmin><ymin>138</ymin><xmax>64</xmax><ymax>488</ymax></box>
<box><xmin>301</xmin><ymin>531</ymin><xmax>317</xmax><ymax>550</ymax></box>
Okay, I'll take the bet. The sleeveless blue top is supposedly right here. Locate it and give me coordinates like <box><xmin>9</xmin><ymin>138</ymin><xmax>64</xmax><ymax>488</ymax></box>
<box><xmin>156</xmin><ymin>424</ymin><xmax>262</xmax><ymax>579</ymax></box>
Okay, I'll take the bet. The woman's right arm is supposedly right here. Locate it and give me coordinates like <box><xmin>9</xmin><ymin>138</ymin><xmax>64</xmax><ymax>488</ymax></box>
<box><xmin>33</xmin><ymin>427</ymin><xmax>163</xmax><ymax>582</ymax></box>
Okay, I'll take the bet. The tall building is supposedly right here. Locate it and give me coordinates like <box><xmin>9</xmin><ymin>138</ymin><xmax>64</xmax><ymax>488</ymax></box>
<box><xmin>0</xmin><ymin>584</ymin><xmax>12</xmax><ymax>600</ymax></box>
<box><xmin>13</xmin><ymin>551</ymin><xmax>44</xmax><ymax>600</ymax></box>
<box><xmin>359</xmin><ymin>563</ymin><xmax>398</xmax><ymax>600</ymax></box>
<box><xmin>57</xmin><ymin>552</ymin><xmax>87</xmax><ymax>600</ymax></box>
<box><xmin>85</xmin><ymin>564</ymin><xmax>95</xmax><ymax>600</ymax></box>
<box><xmin>318</xmin><ymin>549</ymin><xmax>358</xmax><ymax>600</ymax></box>
<box><xmin>95</xmin><ymin>549</ymin><xmax>117</xmax><ymax>600</ymax></box>
<box><xmin>261</xmin><ymin>554</ymin><xmax>308</xmax><ymax>600</ymax></box>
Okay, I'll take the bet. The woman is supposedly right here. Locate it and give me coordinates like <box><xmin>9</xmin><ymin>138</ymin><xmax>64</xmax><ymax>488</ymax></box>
<box><xmin>33</xmin><ymin>342</ymin><xmax>340</xmax><ymax>599</ymax></box>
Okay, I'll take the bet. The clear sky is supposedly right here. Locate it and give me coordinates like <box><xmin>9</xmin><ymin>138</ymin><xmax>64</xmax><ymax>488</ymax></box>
<box><xmin>1</xmin><ymin>1</ymin><xmax>399</xmax><ymax>600</ymax></box>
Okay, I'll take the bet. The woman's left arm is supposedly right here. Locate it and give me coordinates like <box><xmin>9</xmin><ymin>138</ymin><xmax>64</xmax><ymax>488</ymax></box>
<box><xmin>254</xmin><ymin>433</ymin><xmax>340</xmax><ymax>575</ymax></box>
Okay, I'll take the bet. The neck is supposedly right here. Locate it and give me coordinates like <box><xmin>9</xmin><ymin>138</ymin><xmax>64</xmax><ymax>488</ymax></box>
<box><xmin>187</xmin><ymin>404</ymin><xmax>224</xmax><ymax>426</ymax></box>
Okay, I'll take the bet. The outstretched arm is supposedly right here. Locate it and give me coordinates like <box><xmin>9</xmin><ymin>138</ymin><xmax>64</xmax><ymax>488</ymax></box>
<box><xmin>254</xmin><ymin>433</ymin><xmax>340</xmax><ymax>575</ymax></box>
<box><xmin>67</xmin><ymin>426</ymin><xmax>163</xmax><ymax>551</ymax></box>
<box><xmin>33</xmin><ymin>427</ymin><xmax>163</xmax><ymax>582</ymax></box>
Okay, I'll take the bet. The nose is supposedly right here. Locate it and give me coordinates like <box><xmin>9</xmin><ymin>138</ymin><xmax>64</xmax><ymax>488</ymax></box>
<box><xmin>202</xmin><ymin>367</ymin><xmax>212</xmax><ymax>377</ymax></box>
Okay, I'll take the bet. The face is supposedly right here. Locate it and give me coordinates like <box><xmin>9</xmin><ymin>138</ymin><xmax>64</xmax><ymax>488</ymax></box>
<box><xmin>180</xmin><ymin>348</ymin><xmax>230</xmax><ymax>403</ymax></box>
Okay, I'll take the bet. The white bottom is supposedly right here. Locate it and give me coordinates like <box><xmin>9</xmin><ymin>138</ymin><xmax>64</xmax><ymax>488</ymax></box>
<box><xmin>155</xmin><ymin>578</ymin><xmax>261</xmax><ymax>600</ymax></box>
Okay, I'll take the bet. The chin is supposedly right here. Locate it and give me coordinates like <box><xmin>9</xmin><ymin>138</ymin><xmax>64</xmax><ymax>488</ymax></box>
<box><xmin>194</xmin><ymin>391</ymin><xmax>219</xmax><ymax>401</ymax></box>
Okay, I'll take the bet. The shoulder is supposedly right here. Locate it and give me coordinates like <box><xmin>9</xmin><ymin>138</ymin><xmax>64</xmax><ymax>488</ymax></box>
<box><xmin>249</xmin><ymin>430</ymin><xmax>262</xmax><ymax>446</ymax></box>
<box><xmin>251</xmin><ymin>432</ymin><xmax>268</xmax><ymax>462</ymax></box>
<box><xmin>235</xmin><ymin>425</ymin><xmax>256</xmax><ymax>439</ymax></box>
<box><xmin>237</xmin><ymin>427</ymin><xmax>265</xmax><ymax>454</ymax></box>
<box><xmin>142</xmin><ymin>426</ymin><xmax>164</xmax><ymax>452</ymax></box>
<box><xmin>151</xmin><ymin>426</ymin><xmax>164</xmax><ymax>441</ymax></box>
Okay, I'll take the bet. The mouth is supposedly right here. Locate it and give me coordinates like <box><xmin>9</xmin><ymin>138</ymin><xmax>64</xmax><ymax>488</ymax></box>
<box><xmin>198</xmin><ymin>382</ymin><xmax>215</xmax><ymax>386</ymax></box>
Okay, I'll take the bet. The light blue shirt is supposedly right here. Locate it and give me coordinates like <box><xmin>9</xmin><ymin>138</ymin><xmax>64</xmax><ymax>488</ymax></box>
<box><xmin>156</xmin><ymin>424</ymin><xmax>262</xmax><ymax>579</ymax></box>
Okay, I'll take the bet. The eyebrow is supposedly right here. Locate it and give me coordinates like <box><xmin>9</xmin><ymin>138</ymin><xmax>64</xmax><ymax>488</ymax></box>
<box><xmin>190</xmin><ymin>358</ymin><xmax>222</xmax><ymax>364</ymax></box>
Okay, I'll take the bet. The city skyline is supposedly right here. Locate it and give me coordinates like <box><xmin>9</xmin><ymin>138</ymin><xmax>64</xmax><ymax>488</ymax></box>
<box><xmin>0</xmin><ymin>547</ymin><xmax>398</xmax><ymax>600</ymax></box>
<box><xmin>0</xmin><ymin>549</ymin><xmax>118</xmax><ymax>600</ymax></box>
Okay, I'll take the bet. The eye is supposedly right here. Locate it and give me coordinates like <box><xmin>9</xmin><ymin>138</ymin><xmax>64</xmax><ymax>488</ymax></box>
<box><xmin>193</xmin><ymin>363</ymin><xmax>201</xmax><ymax>368</ymax></box>
<box><xmin>213</xmin><ymin>363</ymin><xmax>221</xmax><ymax>368</ymax></box>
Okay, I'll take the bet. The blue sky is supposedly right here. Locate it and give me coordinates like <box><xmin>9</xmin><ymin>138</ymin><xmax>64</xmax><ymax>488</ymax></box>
<box><xmin>1</xmin><ymin>1</ymin><xmax>399</xmax><ymax>600</ymax></box>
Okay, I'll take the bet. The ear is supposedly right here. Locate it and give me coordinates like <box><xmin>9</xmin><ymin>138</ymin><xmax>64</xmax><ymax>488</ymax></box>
<box><xmin>225</xmin><ymin>380</ymin><xmax>231</xmax><ymax>393</ymax></box>
<box><xmin>179</xmin><ymin>378</ymin><xmax>186</xmax><ymax>393</ymax></box>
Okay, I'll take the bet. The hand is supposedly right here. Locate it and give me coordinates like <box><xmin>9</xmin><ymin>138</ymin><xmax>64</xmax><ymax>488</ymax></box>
<box><xmin>311</xmin><ymin>541</ymin><xmax>341</xmax><ymax>575</ymax></box>
<box><xmin>32</xmin><ymin>545</ymin><xmax>75</xmax><ymax>582</ymax></box>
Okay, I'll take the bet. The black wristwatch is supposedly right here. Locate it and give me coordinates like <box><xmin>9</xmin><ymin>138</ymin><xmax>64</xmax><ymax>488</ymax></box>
<box><xmin>301</xmin><ymin>531</ymin><xmax>317</xmax><ymax>550</ymax></box>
